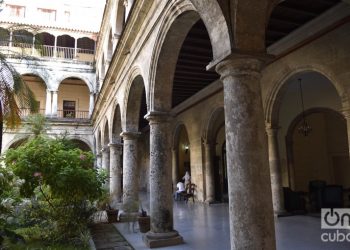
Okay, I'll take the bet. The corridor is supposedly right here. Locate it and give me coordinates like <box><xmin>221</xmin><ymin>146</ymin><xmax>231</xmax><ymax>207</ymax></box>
<box><xmin>116</xmin><ymin>198</ymin><xmax>350</xmax><ymax>250</ymax></box>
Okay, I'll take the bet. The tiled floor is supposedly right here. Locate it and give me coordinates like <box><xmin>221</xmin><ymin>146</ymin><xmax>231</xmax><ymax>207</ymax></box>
<box><xmin>115</xmin><ymin>194</ymin><xmax>350</xmax><ymax>250</ymax></box>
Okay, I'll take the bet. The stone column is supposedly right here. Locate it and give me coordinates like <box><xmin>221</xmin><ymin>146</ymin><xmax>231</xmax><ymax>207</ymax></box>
<box><xmin>171</xmin><ymin>148</ymin><xmax>178</xmax><ymax>189</ymax></box>
<box><xmin>120</xmin><ymin>131</ymin><xmax>140</xmax><ymax>210</ymax></box>
<box><xmin>101</xmin><ymin>146</ymin><xmax>110</xmax><ymax>191</ymax></box>
<box><xmin>342</xmin><ymin>109</ymin><xmax>350</xmax><ymax>159</ymax></box>
<box><xmin>96</xmin><ymin>152</ymin><xmax>102</xmax><ymax>169</ymax></box>
<box><xmin>74</xmin><ymin>38</ymin><xmax>78</xmax><ymax>59</ymax></box>
<box><xmin>266</xmin><ymin>125</ymin><xmax>286</xmax><ymax>216</ymax></box>
<box><xmin>9</xmin><ymin>30</ymin><xmax>13</xmax><ymax>48</ymax></box>
<box><xmin>45</xmin><ymin>89</ymin><xmax>52</xmax><ymax>116</ymax></box>
<box><xmin>285</xmin><ymin>136</ymin><xmax>295</xmax><ymax>190</ymax></box>
<box><xmin>204</xmin><ymin>142</ymin><xmax>215</xmax><ymax>203</ymax></box>
<box><xmin>144</xmin><ymin>111</ymin><xmax>183</xmax><ymax>248</ymax></box>
<box><xmin>53</xmin><ymin>36</ymin><xmax>57</xmax><ymax>58</ymax></box>
<box><xmin>51</xmin><ymin>90</ymin><xmax>58</xmax><ymax>116</ymax></box>
<box><xmin>31</xmin><ymin>35</ymin><xmax>35</xmax><ymax>55</ymax></box>
<box><xmin>109</xmin><ymin>142</ymin><xmax>123</xmax><ymax>208</ymax></box>
<box><xmin>216</xmin><ymin>55</ymin><xmax>276</xmax><ymax>250</ymax></box>
<box><xmin>89</xmin><ymin>92</ymin><xmax>94</xmax><ymax>117</ymax></box>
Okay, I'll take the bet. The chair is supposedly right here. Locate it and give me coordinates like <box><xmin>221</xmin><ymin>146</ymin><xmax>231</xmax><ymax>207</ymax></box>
<box><xmin>183</xmin><ymin>183</ymin><xmax>196</xmax><ymax>203</ymax></box>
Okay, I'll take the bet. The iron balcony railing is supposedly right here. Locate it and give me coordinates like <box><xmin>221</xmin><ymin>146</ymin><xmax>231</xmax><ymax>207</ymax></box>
<box><xmin>0</xmin><ymin>40</ymin><xmax>95</xmax><ymax>63</ymax></box>
<box><xmin>20</xmin><ymin>108</ymin><xmax>90</xmax><ymax>120</ymax></box>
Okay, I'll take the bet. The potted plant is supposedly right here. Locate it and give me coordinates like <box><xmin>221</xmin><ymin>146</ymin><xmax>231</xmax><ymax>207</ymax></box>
<box><xmin>138</xmin><ymin>207</ymin><xmax>150</xmax><ymax>233</ymax></box>
<box><xmin>97</xmin><ymin>191</ymin><xmax>119</xmax><ymax>223</ymax></box>
<box><xmin>105</xmin><ymin>204</ymin><xmax>119</xmax><ymax>223</ymax></box>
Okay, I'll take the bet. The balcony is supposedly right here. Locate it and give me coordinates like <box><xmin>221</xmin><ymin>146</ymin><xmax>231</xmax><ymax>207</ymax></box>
<box><xmin>0</xmin><ymin>40</ymin><xmax>94</xmax><ymax>64</ymax></box>
<box><xmin>20</xmin><ymin>108</ymin><xmax>90</xmax><ymax>121</ymax></box>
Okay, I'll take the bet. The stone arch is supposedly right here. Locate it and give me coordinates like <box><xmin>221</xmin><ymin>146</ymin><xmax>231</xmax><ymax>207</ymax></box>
<box><xmin>265</xmin><ymin>66</ymin><xmax>347</xmax><ymax>127</ymax></box>
<box><xmin>115</xmin><ymin>0</ymin><xmax>125</xmax><ymax>36</ymax></box>
<box><xmin>55</xmin><ymin>75</ymin><xmax>93</xmax><ymax>92</ymax></box>
<box><xmin>172</xmin><ymin>122</ymin><xmax>191</xmax><ymax>182</ymax></box>
<box><xmin>285</xmin><ymin>107</ymin><xmax>348</xmax><ymax>190</ymax></box>
<box><xmin>149</xmin><ymin>0</ymin><xmax>230</xmax><ymax>112</ymax></box>
<box><xmin>18</xmin><ymin>70</ymin><xmax>50</xmax><ymax>89</ymax></box>
<box><xmin>124</xmin><ymin>71</ymin><xmax>147</xmax><ymax>132</ymax></box>
<box><xmin>111</xmin><ymin>103</ymin><xmax>122</xmax><ymax>143</ymax></box>
<box><xmin>107</xmin><ymin>29</ymin><xmax>113</xmax><ymax>60</ymax></box>
<box><xmin>204</xmin><ymin>106</ymin><xmax>225</xmax><ymax>144</ymax></box>
<box><xmin>97</xmin><ymin>129</ymin><xmax>102</xmax><ymax>152</ymax></box>
<box><xmin>172</xmin><ymin>122</ymin><xmax>187</xmax><ymax>149</ymax></box>
<box><xmin>102</xmin><ymin>119</ymin><xmax>110</xmax><ymax>146</ymax></box>
<box><xmin>67</xmin><ymin>137</ymin><xmax>93</xmax><ymax>152</ymax></box>
<box><xmin>187</xmin><ymin>0</ymin><xmax>231</xmax><ymax>59</ymax></box>
<box><xmin>4</xmin><ymin>136</ymin><xmax>29</xmax><ymax>151</ymax></box>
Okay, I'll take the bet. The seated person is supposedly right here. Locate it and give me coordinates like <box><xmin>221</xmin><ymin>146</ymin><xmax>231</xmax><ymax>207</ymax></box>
<box><xmin>174</xmin><ymin>181</ymin><xmax>185</xmax><ymax>200</ymax></box>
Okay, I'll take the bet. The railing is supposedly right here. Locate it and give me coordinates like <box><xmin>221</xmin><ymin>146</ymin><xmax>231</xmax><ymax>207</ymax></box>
<box><xmin>0</xmin><ymin>40</ymin><xmax>95</xmax><ymax>63</ymax></box>
<box><xmin>19</xmin><ymin>109</ymin><xmax>90</xmax><ymax>120</ymax></box>
<box><xmin>57</xmin><ymin>110</ymin><xmax>90</xmax><ymax>119</ymax></box>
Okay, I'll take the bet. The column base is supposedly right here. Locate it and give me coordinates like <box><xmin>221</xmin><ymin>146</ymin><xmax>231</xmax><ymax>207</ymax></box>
<box><xmin>143</xmin><ymin>231</ymin><xmax>183</xmax><ymax>248</ymax></box>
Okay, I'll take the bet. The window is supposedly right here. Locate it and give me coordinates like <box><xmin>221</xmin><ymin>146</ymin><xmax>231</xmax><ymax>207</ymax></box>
<box><xmin>37</xmin><ymin>8</ymin><xmax>57</xmax><ymax>21</ymax></box>
<box><xmin>6</xmin><ymin>4</ymin><xmax>25</xmax><ymax>18</ymax></box>
<box><xmin>63</xmin><ymin>100</ymin><xmax>76</xmax><ymax>118</ymax></box>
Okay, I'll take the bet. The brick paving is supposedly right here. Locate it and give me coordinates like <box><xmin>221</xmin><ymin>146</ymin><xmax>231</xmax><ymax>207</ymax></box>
<box><xmin>90</xmin><ymin>223</ymin><xmax>134</xmax><ymax>250</ymax></box>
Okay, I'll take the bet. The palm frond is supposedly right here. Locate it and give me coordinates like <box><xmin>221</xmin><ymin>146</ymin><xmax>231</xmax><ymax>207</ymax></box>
<box><xmin>0</xmin><ymin>54</ymin><xmax>38</xmax><ymax>128</ymax></box>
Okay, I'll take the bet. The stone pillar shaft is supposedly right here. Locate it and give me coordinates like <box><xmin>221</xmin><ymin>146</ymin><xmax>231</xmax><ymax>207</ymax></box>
<box><xmin>204</xmin><ymin>143</ymin><xmax>215</xmax><ymax>203</ymax></box>
<box><xmin>31</xmin><ymin>35</ymin><xmax>35</xmax><ymax>55</ymax></box>
<box><xmin>45</xmin><ymin>89</ymin><xmax>52</xmax><ymax>116</ymax></box>
<box><xmin>9</xmin><ymin>30</ymin><xmax>13</xmax><ymax>48</ymax></box>
<box><xmin>74</xmin><ymin>38</ymin><xmax>78</xmax><ymax>59</ymax></box>
<box><xmin>144</xmin><ymin>111</ymin><xmax>183</xmax><ymax>248</ymax></box>
<box><xmin>266</xmin><ymin>125</ymin><xmax>285</xmax><ymax>215</ymax></box>
<box><xmin>89</xmin><ymin>92</ymin><xmax>94</xmax><ymax>117</ymax></box>
<box><xmin>216</xmin><ymin>56</ymin><xmax>276</xmax><ymax>250</ymax></box>
<box><xmin>51</xmin><ymin>91</ymin><xmax>58</xmax><ymax>116</ymax></box>
<box><xmin>109</xmin><ymin>142</ymin><xmax>123</xmax><ymax>208</ymax></box>
<box><xmin>53</xmin><ymin>36</ymin><xmax>57</xmax><ymax>58</ymax></box>
<box><xmin>101</xmin><ymin>147</ymin><xmax>110</xmax><ymax>191</ymax></box>
<box><xmin>96</xmin><ymin>153</ymin><xmax>102</xmax><ymax>169</ymax></box>
<box><xmin>121</xmin><ymin>131</ymin><xmax>140</xmax><ymax>209</ymax></box>
<box><xmin>172</xmin><ymin>149</ymin><xmax>178</xmax><ymax>189</ymax></box>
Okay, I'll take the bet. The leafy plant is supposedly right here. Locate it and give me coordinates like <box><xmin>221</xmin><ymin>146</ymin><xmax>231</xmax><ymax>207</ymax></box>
<box><xmin>2</xmin><ymin>135</ymin><xmax>106</xmax><ymax>245</ymax></box>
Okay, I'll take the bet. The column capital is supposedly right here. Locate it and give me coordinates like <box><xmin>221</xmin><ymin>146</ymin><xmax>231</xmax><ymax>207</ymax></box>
<box><xmin>215</xmin><ymin>53</ymin><xmax>273</xmax><ymax>79</ymax></box>
<box><xmin>120</xmin><ymin>131</ymin><xmax>141</xmax><ymax>140</ymax></box>
<box><xmin>144</xmin><ymin>111</ymin><xmax>172</xmax><ymax>124</ymax></box>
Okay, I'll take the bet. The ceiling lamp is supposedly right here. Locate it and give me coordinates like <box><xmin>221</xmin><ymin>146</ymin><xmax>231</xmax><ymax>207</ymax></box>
<box><xmin>297</xmin><ymin>78</ymin><xmax>312</xmax><ymax>136</ymax></box>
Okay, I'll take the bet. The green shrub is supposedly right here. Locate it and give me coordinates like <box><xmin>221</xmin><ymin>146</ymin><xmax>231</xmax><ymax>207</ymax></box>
<box><xmin>2</xmin><ymin>135</ymin><xmax>106</xmax><ymax>246</ymax></box>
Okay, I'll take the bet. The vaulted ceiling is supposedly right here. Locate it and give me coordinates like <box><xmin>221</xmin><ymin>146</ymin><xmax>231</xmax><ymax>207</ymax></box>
<box><xmin>172</xmin><ymin>0</ymin><xmax>341</xmax><ymax>108</ymax></box>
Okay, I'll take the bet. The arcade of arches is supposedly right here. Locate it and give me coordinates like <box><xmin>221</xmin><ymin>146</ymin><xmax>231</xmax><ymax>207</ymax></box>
<box><xmin>2</xmin><ymin>0</ymin><xmax>349</xmax><ymax>249</ymax></box>
<box><xmin>92</xmin><ymin>0</ymin><xmax>350</xmax><ymax>248</ymax></box>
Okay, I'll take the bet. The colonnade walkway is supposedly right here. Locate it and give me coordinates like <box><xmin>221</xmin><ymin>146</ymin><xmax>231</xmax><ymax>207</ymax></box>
<box><xmin>114</xmin><ymin>193</ymin><xmax>350</xmax><ymax>250</ymax></box>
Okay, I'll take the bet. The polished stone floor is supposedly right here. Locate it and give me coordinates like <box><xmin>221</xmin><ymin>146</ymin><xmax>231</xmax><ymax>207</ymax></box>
<box><xmin>115</xmin><ymin>194</ymin><xmax>350</xmax><ymax>250</ymax></box>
